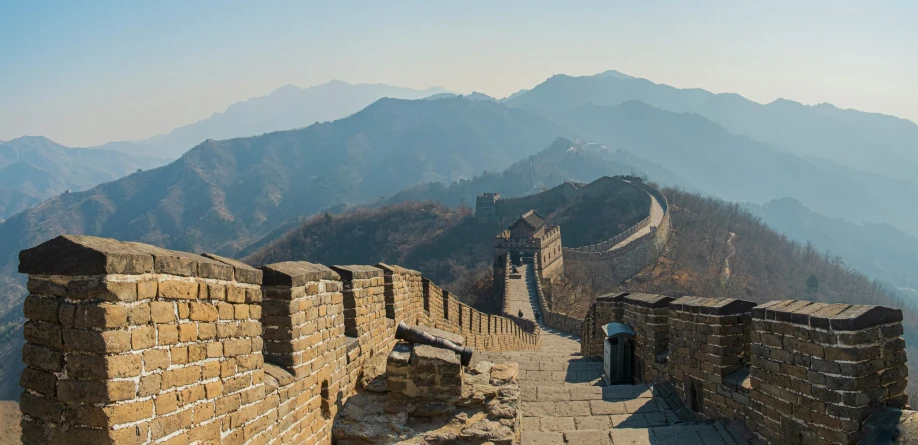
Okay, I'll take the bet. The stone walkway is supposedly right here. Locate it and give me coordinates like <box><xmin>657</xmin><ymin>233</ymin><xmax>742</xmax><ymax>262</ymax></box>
<box><xmin>609</xmin><ymin>188</ymin><xmax>665</xmax><ymax>252</ymax></box>
<box><xmin>504</xmin><ymin>263</ymin><xmax>539</xmax><ymax>320</ymax></box>
<box><xmin>474</xmin><ymin>266</ymin><xmax>750</xmax><ymax>444</ymax></box>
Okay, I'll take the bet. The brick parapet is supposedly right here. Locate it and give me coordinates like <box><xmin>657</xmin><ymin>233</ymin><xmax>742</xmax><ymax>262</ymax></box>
<box><xmin>622</xmin><ymin>293</ymin><xmax>674</xmax><ymax>383</ymax></box>
<box><xmin>579</xmin><ymin>291</ymin><xmax>911</xmax><ymax>444</ymax></box>
<box><xmin>17</xmin><ymin>235</ymin><xmax>542</xmax><ymax>444</ymax></box>
<box><xmin>745</xmin><ymin>300</ymin><xmax>908</xmax><ymax>444</ymax></box>
<box><xmin>580</xmin><ymin>292</ymin><xmax>628</xmax><ymax>357</ymax></box>
<box><xmin>667</xmin><ymin>296</ymin><xmax>755</xmax><ymax>424</ymax></box>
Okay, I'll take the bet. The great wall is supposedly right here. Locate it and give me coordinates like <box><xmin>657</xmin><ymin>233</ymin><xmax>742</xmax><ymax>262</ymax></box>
<box><xmin>13</xmin><ymin>176</ymin><xmax>916</xmax><ymax>444</ymax></box>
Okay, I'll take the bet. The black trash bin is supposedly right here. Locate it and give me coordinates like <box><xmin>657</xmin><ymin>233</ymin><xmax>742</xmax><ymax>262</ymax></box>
<box><xmin>602</xmin><ymin>322</ymin><xmax>635</xmax><ymax>385</ymax></box>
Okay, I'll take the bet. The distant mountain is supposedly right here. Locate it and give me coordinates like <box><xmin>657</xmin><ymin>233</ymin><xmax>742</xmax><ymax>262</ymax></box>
<box><xmin>746</xmin><ymin>197</ymin><xmax>918</xmax><ymax>301</ymax></box>
<box><xmin>376</xmin><ymin>137</ymin><xmax>694</xmax><ymax>209</ymax></box>
<box><xmin>0</xmin><ymin>136</ymin><xmax>167</xmax><ymax>220</ymax></box>
<box><xmin>547</xmin><ymin>101</ymin><xmax>918</xmax><ymax>235</ymax></box>
<box><xmin>97</xmin><ymin>81</ymin><xmax>450</xmax><ymax>159</ymax></box>
<box><xmin>508</xmin><ymin>71</ymin><xmax>918</xmax><ymax>183</ymax></box>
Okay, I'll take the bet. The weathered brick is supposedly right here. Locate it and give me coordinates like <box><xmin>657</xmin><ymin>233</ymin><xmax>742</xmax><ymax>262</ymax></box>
<box><xmin>22</xmin><ymin>344</ymin><xmax>64</xmax><ymax>372</ymax></box>
<box><xmin>150</xmin><ymin>301</ymin><xmax>175</xmax><ymax>323</ymax></box>
<box><xmin>20</xmin><ymin>367</ymin><xmax>57</xmax><ymax>397</ymax></box>
<box><xmin>128</xmin><ymin>302</ymin><xmax>151</xmax><ymax>325</ymax></box>
<box><xmin>138</xmin><ymin>279</ymin><xmax>158</xmax><ymax>299</ymax></box>
<box><xmin>151</xmin><ymin>408</ymin><xmax>193</xmax><ymax>439</ymax></box>
<box><xmin>171</xmin><ymin>346</ymin><xmax>188</xmax><ymax>365</ymax></box>
<box><xmin>24</xmin><ymin>321</ymin><xmax>63</xmax><ymax>349</ymax></box>
<box><xmin>224</xmin><ymin>339</ymin><xmax>252</xmax><ymax>357</ymax></box>
<box><xmin>66</xmin><ymin>399</ymin><xmax>154</xmax><ymax>427</ymax></box>
<box><xmin>198</xmin><ymin>322</ymin><xmax>216</xmax><ymax>340</ymax></box>
<box><xmin>139</xmin><ymin>374</ymin><xmax>163</xmax><ymax>397</ymax></box>
<box><xmin>143</xmin><ymin>348</ymin><xmax>170</xmax><ymax>371</ymax></box>
<box><xmin>73</xmin><ymin>302</ymin><xmax>129</xmax><ymax>328</ymax></box>
<box><xmin>189</xmin><ymin>302</ymin><xmax>218</xmax><ymax>321</ymax></box>
<box><xmin>58</xmin><ymin>379</ymin><xmax>135</xmax><ymax>403</ymax></box>
<box><xmin>19</xmin><ymin>391</ymin><xmax>62</xmax><ymax>423</ymax></box>
<box><xmin>158</xmin><ymin>280</ymin><xmax>199</xmax><ymax>300</ymax></box>
<box><xmin>23</xmin><ymin>295</ymin><xmax>60</xmax><ymax>323</ymax></box>
<box><xmin>26</xmin><ymin>277</ymin><xmax>68</xmax><ymax>297</ymax></box>
<box><xmin>161</xmin><ymin>365</ymin><xmax>202</xmax><ymax>389</ymax></box>
<box><xmin>132</xmin><ymin>325</ymin><xmax>156</xmax><ymax>350</ymax></box>
<box><xmin>63</xmin><ymin>328</ymin><xmax>131</xmax><ymax>353</ymax></box>
<box><xmin>68</xmin><ymin>279</ymin><xmax>138</xmax><ymax>301</ymax></box>
<box><xmin>157</xmin><ymin>325</ymin><xmax>178</xmax><ymax>345</ymax></box>
<box><xmin>217</xmin><ymin>303</ymin><xmax>235</xmax><ymax>320</ymax></box>
<box><xmin>178</xmin><ymin>323</ymin><xmax>198</xmax><ymax>342</ymax></box>
<box><xmin>188</xmin><ymin>343</ymin><xmax>206</xmax><ymax>362</ymax></box>
<box><xmin>227</xmin><ymin>286</ymin><xmax>245</xmax><ymax>304</ymax></box>
<box><xmin>67</xmin><ymin>353</ymin><xmax>142</xmax><ymax>379</ymax></box>
<box><xmin>207</xmin><ymin>342</ymin><xmax>223</xmax><ymax>358</ymax></box>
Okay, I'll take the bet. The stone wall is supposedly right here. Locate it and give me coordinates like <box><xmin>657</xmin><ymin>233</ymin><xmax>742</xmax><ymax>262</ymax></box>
<box><xmin>533</xmin><ymin>256</ymin><xmax>582</xmax><ymax>335</ymax></box>
<box><xmin>580</xmin><ymin>293</ymin><xmax>910</xmax><ymax>444</ymax></box>
<box><xmin>562</xmin><ymin>179</ymin><xmax>671</xmax><ymax>288</ymax></box>
<box><xmin>621</xmin><ymin>293</ymin><xmax>673</xmax><ymax>383</ymax></box>
<box><xmin>580</xmin><ymin>292</ymin><xmax>627</xmax><ymax>357</ymax></box>
<box><xmin>17</xmin><ymin>235</ymin><xmax>540</xmax><ymax>444</ymax></box>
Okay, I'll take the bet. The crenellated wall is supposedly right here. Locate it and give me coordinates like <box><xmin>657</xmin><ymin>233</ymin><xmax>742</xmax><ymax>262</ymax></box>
<box><xmin>561</xmin><ymin>178</ymin><xmax>671</xmax><ymax>288</ymax></box>
<box><xmin>581</xmin><ymin>294</ymin><xmax>910</xmax><ymax>444</ymax></box>
<box><xmin>16</xmin><ymin>235</ymin><xmax>540</xmax><ymax>445</ymax></box>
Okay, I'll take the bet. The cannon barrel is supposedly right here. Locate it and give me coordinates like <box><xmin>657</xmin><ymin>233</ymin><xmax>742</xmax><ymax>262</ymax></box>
<box><xmin>395</xmin><ymin>322</ymin><xmax>474</xmax><ymax>366</ymax></box>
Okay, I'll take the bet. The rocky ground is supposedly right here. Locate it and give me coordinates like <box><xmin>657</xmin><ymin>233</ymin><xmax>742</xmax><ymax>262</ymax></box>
<box><xmin>333</xmin><ymin>355</ymin><xmax>523</xmax><ymax>444</ymax></box>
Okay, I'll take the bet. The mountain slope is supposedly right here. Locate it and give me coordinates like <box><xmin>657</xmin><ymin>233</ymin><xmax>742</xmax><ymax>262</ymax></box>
<box><xmin>746</xmin><ymin>197</ymin><xmax>918</xmax><ymax>299</ymax></box>
<box><xmin>551</xmin><ymin>101</ymin><xmax>918</xmax><ymax>234</ymax></box>
<box><xmin>102</xmin><ymin>81</ymin><xmax>449</xmax><ymax>159</ymax></box>
<box><xmin>508</xmin><ymin>71</ymin><xmax>918</xmax><ymax>182</ymax></box>
<box><xmin>376</xmin><ymin>137</ymin><xmax>694</xmax><ymax>209</ymax></box>
<box><xmin>0</xmin><ymin>136</ymin><xmax>168</xmax><ymax>220</ymax></box>
<box><xmin>239</xmin><ymin>137</ymin><xmax>687</xmax><ymax>256</ymax></box>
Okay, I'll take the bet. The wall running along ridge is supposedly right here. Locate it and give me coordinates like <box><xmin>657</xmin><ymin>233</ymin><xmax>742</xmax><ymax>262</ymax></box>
<box><xmin>580</xmin><ymin>293</ymin><xmax>910</xmax><ymax>444</ymax></box>
<box><xmin>561</xmin><ymin>179</ymin><xmax>671</xmax><ymax>286</ymax></box>
<box><xmin>16</xmin><ymin>235</ymin><xmax>540</xmax><ymax>445</ymax></box>
<box><xmin>491</xmin><ymin>177</ymin><xmax>670</xmax><ymax>337</ymax></box>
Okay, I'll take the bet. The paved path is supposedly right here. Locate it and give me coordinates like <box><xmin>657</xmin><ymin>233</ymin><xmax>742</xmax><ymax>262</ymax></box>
<box><xmin>505</xmin><ymin>263</ymin><xmax>539</xmax><ymax>321</ymax></box>
<box><xmin>609</xmin><ymin>191</ymin><xmax>664</xmax><ymax>252</ymax></box>
<box><xmin>478</xmin><ymin>267</ymin><xmax>750</xmax><ymax>444</ymax></box>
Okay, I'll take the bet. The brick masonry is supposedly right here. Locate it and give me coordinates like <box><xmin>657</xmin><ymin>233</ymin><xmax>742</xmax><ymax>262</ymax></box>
<box><xmin>580</xmin><ymin>293</ymin><xmax>910</xmax><ymax>444</ymax></box>
<box><xmin>17</xmin><ymin>235</ymin><xmax>542</xmax><ymax>444</ymax></box>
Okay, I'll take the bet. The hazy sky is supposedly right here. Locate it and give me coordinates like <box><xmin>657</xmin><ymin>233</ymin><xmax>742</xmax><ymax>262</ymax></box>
<box><xmin>2</xmin><ymin>0</ymin><xmax>916</xmax><ymax>147</ymax></box>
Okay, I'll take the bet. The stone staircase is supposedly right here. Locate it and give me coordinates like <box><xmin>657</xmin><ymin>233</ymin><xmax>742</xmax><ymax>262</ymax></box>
<box><xmin>472</xmin><ymin>320</ymin><xmax>755</xmax><ymax>444</ymax></box>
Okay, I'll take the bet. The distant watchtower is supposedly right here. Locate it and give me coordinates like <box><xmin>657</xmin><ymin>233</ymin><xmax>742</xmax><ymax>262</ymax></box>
<box><xmin>475</xmin><ymin>193</ymin><xmax>501</xmax><ymax>219</ymax></box>
<box><xmin>493</xmin><ymin>210</ymin><xmax>564</xmax><ymax>285</ymax></box>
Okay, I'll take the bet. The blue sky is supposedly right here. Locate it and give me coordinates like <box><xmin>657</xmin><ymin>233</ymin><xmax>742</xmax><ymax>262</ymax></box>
<box><xmin>1</xmin><ymin>0</ymin><xmax>916</xmax><ymax>147</ymax></box>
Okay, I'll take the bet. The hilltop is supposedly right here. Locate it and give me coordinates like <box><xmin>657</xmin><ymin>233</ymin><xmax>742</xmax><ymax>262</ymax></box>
<box><xmin>508</xmin><ymin>70</ymin><xmax>918</xmax><ymax>185</ymax></box>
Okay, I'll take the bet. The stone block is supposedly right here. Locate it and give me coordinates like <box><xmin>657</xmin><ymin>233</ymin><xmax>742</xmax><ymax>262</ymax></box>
<box><xmin>19</xmin><ymin>235</ymin><xmax>154</xmax><ymax>275</ymax></box>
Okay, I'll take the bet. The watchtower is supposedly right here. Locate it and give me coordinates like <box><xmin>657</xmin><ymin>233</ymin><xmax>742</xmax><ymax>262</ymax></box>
<box><xmin>475</xmin><ymin>193</ymin><xmax>501</xmax><ymax>219</ymax></box>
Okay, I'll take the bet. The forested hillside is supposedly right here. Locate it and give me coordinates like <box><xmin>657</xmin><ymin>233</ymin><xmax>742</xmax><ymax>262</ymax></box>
<box><xmin>245</xmin><ymin>181</ymin><xmax>650</xmax><ymax>312</ymax></box>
